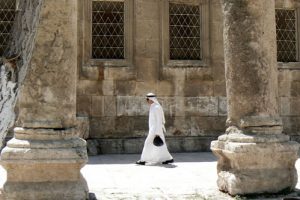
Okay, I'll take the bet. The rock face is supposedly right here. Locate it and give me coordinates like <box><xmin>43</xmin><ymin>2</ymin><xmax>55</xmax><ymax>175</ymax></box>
<box><xmin>0</xmin><ymin>0</ymin><xmax>89</xmax><ymax>199</ymax></box>
<box><xmin>0</xmin><ymin>0</ymin><xmax>42</xmax><ymax>149</ymax></box>
<box><xmin>0</xmin><ymin>65</ymin><xmax>17</xmax><ymax>149</ymax></box>
<box><xmin>211</xmin><ymin>0</ymin><xmax>299</xmax><ymax>195</ymax></box>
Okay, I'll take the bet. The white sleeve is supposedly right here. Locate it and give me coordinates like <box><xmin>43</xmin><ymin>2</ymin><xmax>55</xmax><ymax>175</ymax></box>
<box><xmin>149</xmin><ymin>105</ymin><xmax>161</xmax><ymax>135</ymax></box>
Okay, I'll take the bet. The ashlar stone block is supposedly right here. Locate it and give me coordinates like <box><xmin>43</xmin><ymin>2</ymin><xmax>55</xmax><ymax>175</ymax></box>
<box><xmin>185</xmin><ymin>97</ymin><xmax>218</xmax><ymax>116</ymax></box>
<box><xmin>117</xmin><ymin>96</ymin><xmax>148</xmax><ymax>116</ymax></box>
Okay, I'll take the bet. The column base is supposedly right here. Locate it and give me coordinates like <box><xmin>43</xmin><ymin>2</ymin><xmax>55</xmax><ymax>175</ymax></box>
<box><xmin>211</xmin><ymin>132</ymin><xmax>299</xmax><ymax>195</ymax></box>
<box><xmin>3</xmin><ymin>177</ymin><xmax>88</xmax><ymax>200</ymax></box>
<box><xmin>0</xmin><ymin>127</ymin><xmax>89</xmax><ymax>200</ymax></box>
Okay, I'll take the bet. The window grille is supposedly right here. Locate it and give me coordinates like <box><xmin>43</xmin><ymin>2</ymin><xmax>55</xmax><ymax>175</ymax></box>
<box><xmin>169</xmin><ymin>3</ymin><xmax>201</xmax><ymax>60</ymax></box>
<box><xmin>0</xmin><ymin>0</ymin><xmax>16</xmax><ymax>56</ymax></box>
<box><xmin>92</xmin><ymin>1</ymin><xmax>124</xmax><ymax>59</ymax></box>
<box><xmin>276</xmin><ymin>9</ymin><xmax>297</xmax><ymax>62</ymax></box>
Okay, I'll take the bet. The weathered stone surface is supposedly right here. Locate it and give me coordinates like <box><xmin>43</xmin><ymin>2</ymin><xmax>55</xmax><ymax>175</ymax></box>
<box><xmin>278</xmin><ymin>70</ymin><xmax>291</xmax><ymax>97</ymax></box>
<box><xmin>184</xmin><ymin>80</ymin><xmax>214</xmax><ymax>97</ymax></box>
<box><xmin>158</xmin><ymin>97</ymin><xmax>176</xmax><ymax>117</ymax></box>
<box><xmin>0</xmin><ymin>0</ymin><xmax>43</xmax><ymax>149</ymax></box>
<box><xmin>135</xmin><ymin>19</ymin><xmax>159</xmax><ymax>40</ymax></box>
<box><xmin>135</xmin><ymin>81</ymin><xmax>157</xmax><ymax>96</ymax></box>
<box><xmin>218</xmin><ymin>97</ymin><xmax>227</xmax><ymax>116</ymax></box>
<box><xmin>105</xmin><ymin>67</ymin><xmax>136</xmax><ymax>81</ymax></box>
<box><xmin>102</xmin><ymin>80</ymin><xmax>114</xmax><ymax>96</ymax></box>
<box><xmin>115</xmin><ymin>80</ymin><xmax>136</xmax><ymax>96</ymax></box>
<box><xmin>291</xmin><ymin>81</ymin><xmax>300</xmax><ymax>97</ymax></box>
<box><xmin>2</xmin><ymin>128</ymin><xmax>88</xmax><ymax>200</ymax></box>
<box><xmin>117</xmin><ymin>96</ymin><xmax>148</xmax><ymax>116</ymax></box>
<box><xmin>91</xmin><ymin>96</ymin><xmax>103</xmax><ymax>117</ymax></box>
<box><xmin>77</xmin><ymin>80</ymin><xmax>102</xmax><ymax>96</ymax></box>
<box><xmin>185</xmin><ymin>67</ymin><xmax>213</xmax><ymax>81</ymax></box>
<box><xmin>211</xmin><ymin>0</ymin><xmax>299</xmax><ymax>196</ymax></box>
<box><xmin>136</xmin><ymin>58</ymin><xmax>159</xmax><ymax>81</ymax></box>
<box><xmin>136</xmin><ymin>0</ymin><xmax>159</xmax><ymax>20</ymax></box>
<box><xmin>1</xmin><ymin>0</ymin><xmax>89</xmax><ymax>199</ymax></box>
<box><xmin>72</xmin><ymin>0</ymin><xmax>300</xmax><ymax>152</ymax></box>
<box><xmin>280</xmin><ymin>97</ymin><xmax>290</xmax><ymax>116</ymax></box>
<box><xmin>211</xmin><ymin>137</ymin><xmax>299</xmax><ymax>195</ymax></box>
<box><xmin>76</xmin><ymin>116</ymin><xmax>90</xmax><ymax>139</ymax></box>
<box><xmin>0</xmin><ymin>66</ymin><xmax>17</xmax><ymax>149</ymax></box>
<box><xmin>166</xmin><ymin>116</ymin><xmax>226</xmax><ymax>137</ymax></box>
<box><xmin>90</xmin><ymin>117</ymin><xmax>115</xmax><ymax>138</ymax></box>
<box><xmin>185</xmin><ymin>97</ymin><xmax>218</xmax><ymax>116</ymax></box>
<box><xmin>90</xmin><ymin>116</ymin><xmax>148</xmax><ymax>139</ymax></box>
<box><xmin>86</xmin><ymin>136</ymin><xmax>215</xmax><ymax>155</ymax></box>
<box><xmin>87</xmin><ymin>139</ymin><xmax>100</xmax><ymax>156</ymax></box>
<box><xmin>104</xmin><ymin>96</ymin><xmax>117</xmax><ymax>117</ymax></box>
<box><xmin>80</xmin><ymin>66</ymin><xmax>104</xmax><ymax>81</ymax></box>
<box><xmin>77</xmin><ymin>95</ymin><xmax>91</xmax><ymax>117</ymax></box>
<box><xmin>282</xmin><ymin>116</ymin><xmax>300</xmax><ymax>135</ymax></box>
<box><xmin>213</xmin><ymin>80</ymin><xmax>227</xmax><ymax>97</ymax></box>
<box><xmin>190</xmin><ymin>116</ymin><xmax>226</xmax><ymax>136</ymax></box>
<box><xmin>17</xmin><ymin>0</ymin><xmax>79</xmax><ymax>128</ymax></box>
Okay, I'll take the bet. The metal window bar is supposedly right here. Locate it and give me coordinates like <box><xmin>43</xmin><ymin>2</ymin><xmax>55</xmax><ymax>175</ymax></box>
<box><xmin>92</xmin><ymin>1</ymin><xmax>125</xmax><ymax>59</ymax></box>
<box><xmin>0</xmin><ymin>0</ymin><xmax>16</xmax><ymax>56</ymax></box>
<box><xmin>276</xmin><ymin>9</ymin><xmax>297</xmax><ymax>62</ymax></box>
<box><xmin>169</xmin><ymin>3</ymin><xmax>201</xmax><ymax>60</ymax></box>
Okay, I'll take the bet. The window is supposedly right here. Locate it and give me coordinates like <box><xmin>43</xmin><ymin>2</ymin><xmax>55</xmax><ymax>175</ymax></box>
<box><xmin>161</xmin><ymin>0</ymin><xmax>209</xmax><ymax>67</ymax></box>
<box><xmin>276</xmin><ymin>9</ymin><xmax>297</xmax><ymax>62</ymax></box>
<box><xmin>169</xmin><ymin>3</ymin><xmax>201</xmax><ymax>60</ymax></box>
<box><xmin>0</xmin><ymin>0</ymin><xmax>16</xmax><ymax>56</ymax></box>
<box><xmin>83</xmin><ymin>0</ymin><xmax>133</xmax><ymax>67</ymax></box>
<box><xmin>92</xmin><ymin>1</ymin><xmax>124</xmax><ymax>59</ymax></box>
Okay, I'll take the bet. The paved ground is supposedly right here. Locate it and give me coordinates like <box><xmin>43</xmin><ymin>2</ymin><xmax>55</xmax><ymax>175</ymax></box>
<box><xmin>1</xmin><ymin>152</ymin><xmax>300</xmax><ymax>199</ymax></box>
<box><xmin>83</xmin><ymin>153</ymin><xmax>300</xmax><ymax>200</ymax></box>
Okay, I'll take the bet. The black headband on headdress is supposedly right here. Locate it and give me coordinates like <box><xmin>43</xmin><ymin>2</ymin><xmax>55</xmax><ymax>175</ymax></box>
<box><xmin>146</xmin><ymin>95</ymin><xmax>156</xmax><ymax>97</ymax></box>
<box><xmin>146</xmin><ymin>93</ymin><xmax>156</xmax><ymax>98</ymax></box>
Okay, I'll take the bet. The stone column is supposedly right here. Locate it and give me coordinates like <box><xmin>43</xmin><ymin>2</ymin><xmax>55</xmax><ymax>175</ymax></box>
<box><xmin>211</xmin><ymin>0</ymin><xmax>299</xmax><ymax>195</ymax></box>
<box><xmin>0</xmin><ymin>0</ymin><xmax>88</xmax><ymax>199</ymax></box>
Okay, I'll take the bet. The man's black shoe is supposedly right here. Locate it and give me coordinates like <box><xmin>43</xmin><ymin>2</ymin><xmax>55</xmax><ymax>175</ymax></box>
<box><xmin>162</xmin><ymin>159</ymin><xmax>174</xmax><ymax>164</ymax></box>
<box><xmin>136</xmin><ymin>160</ymin><xmax>146</xmax><ymax>165</ymax></box>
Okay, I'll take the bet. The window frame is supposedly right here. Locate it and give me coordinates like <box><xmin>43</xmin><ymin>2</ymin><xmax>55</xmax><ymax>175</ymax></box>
<box><xmin>83</xmin><ymin>0</ymin><xmax>133</xmax><ymax>67</ymax></box>
<box><xmin>276</xmin><ymin>7</ymin><xmax>300</xmax><ymax>69</ymax></box>
<box><xmin>161</xmin><ymin>0</ymin><xmax>210</xmax><ymax>68</ymax></box>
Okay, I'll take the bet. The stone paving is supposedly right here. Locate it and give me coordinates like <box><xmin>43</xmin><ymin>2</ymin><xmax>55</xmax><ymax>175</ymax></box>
<box><xmin>1</xmin><ymin>152</ymin><xmax>300</xmax><ymax>199</ymax></box>
<box><xmin>81</xmin><ymin>152</ymin><xmax>300</xmax><ymax>199</ymax></box>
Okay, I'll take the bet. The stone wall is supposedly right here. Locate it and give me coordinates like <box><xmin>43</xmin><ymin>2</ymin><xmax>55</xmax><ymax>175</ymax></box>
<box><xmin>276</xmin><ymin>0</ymin><xmax>300</xmax><ymax>141</ymax></box>
<box><xmin>76</xmin><ymin>0</ymin><xmax>300</xmax><ymax>154</ymax></box>
<box><xmin>77</xmin><ymin>0</ymin><xmax>226</xmax><ymax>154</ymax></box>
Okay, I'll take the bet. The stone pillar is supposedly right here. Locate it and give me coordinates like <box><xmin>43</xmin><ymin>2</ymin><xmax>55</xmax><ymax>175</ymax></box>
<box><xmin>0</xmin><ymin>0</ymin><xmax>88</xmax><ymax>199</ymax></box>
<box><xmin>211</xmin><ymin>0</ymin><xmax>299</xmax><ymax>195</ymax></box>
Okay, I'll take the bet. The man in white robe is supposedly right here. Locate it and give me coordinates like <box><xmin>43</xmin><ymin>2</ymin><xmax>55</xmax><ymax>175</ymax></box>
<box><xmin>136</xmin><ymin>93</ymin><xmax>173</xmax><ymax>165</ymax></box>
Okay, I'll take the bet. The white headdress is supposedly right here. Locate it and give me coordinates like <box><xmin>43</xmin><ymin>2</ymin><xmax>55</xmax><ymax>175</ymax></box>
<box><xmin>146</xmin><ymin>92</ymin><xmax>160</xmax><ymax>105</ymax></box>
<box><xmin>146</xmin><ymin>92</ymin><xmax>166</xmax><ymax>132</ymax></box>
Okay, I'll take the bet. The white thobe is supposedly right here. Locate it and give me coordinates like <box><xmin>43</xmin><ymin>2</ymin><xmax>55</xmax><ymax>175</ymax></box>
<box><xmin>140</xmin><ymin>102</ymin><xmax>173</xmax><ymax>163</ymax></box>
